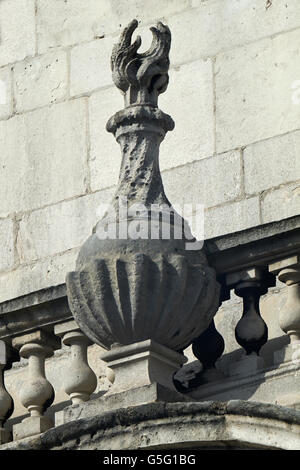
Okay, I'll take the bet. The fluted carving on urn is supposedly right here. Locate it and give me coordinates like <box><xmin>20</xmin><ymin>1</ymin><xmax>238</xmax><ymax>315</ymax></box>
<box><xmin>68</xmin><ymin>253</ymin><xmax>219</xmax><ymax>351</ymax></box>
<box><xmin>66</xmin><ymin>19</ymin><xmax>220</xmax><ymax>359</ymax></box>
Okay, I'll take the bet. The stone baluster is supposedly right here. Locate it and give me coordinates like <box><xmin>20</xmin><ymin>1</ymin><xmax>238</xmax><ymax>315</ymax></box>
<box><xmin>226</xmin><ymin>268</ymin><xmax>272</xmax><ymax>376</ymax></box>
<box><xmin>0</xmin><ymin>341</ymin><xmax>13</xmax><ymax>444</ymax></box>
<box><xmin>55</xmin><ymin>320</ymin><xmax>97</xmax><ymax>405</ymax></box>
<box><xmin>12</xmin><ymin>330</ymin><xmax>59</xmax><ymax>441</ymax></box>
<box><xmin>270</xmin><ymin>255</ymin><xmax>300</xmax><ymax>366</ymax></box>
<box><xmin>192</xmin><ymin>320</ymin><xmax>225</xmax><ymax>382</ymax></box>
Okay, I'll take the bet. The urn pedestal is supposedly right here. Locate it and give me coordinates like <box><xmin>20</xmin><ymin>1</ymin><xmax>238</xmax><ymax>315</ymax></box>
<box><xmin>101</xmin><ymin>340</ymin><xmax>187</xmax><ymax>394</ymax></box>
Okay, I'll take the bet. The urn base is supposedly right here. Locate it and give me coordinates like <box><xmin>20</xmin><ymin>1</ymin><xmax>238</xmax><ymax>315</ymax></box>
<box><xmin>101</xmin><ymin>339</ymin><xmax>187</xmax><ymax>394</ymax></box>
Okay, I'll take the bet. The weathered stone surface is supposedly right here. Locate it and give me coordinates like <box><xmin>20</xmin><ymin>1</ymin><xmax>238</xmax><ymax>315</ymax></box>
<box><xmin>206</xmin><ymin>215</ymin><xmax>300</xmax><ymax>264</ymax></box>
<box><xmin>187</xmin><ymin>368</ymin><xmax>300</xmax><ymax>426</ymax></box>
<box><xmin>0</xmin><ymin>218</ymin><xmax>14</xmax><ymax>272</ymax></box>
<box><xmin>162</xmin><ymin>151</ymin><xmax>242</xmax><ymax>209</ymax></box>
<box><xmin>89</xmin><ymin>87</ymin><xmax>123</xmax><ymax>191</ymax></box>
<box><xmin>244</xmin><ymin>131</ymin><xmax>300</xmax><ymax>195</ymax></box>
<box><xmin>13</xmin><ymin>415</ymin><xmax>53</xmax><ymax>441</ymax></box>
<box><xmin>14</xmin><ymin>51</ymin><xmax>68</xmax><ymax>112</ymax></box>
<box><xmin>17</xmin><ymin>188</ymin><xmax>114</xmax><ymax>263</ymax></box>
<box><xmin>36</xmin><ymin>0</ymin><xmax>190</xmax><ymax>52</ymax></box>
<box><xmin>3</xmin><ymin>400</ymin><xmax>300</xmax><ymax>450</ymax></box>
<box><xmin>0</xmin><ymin>67</ymin><xmax>12</xmax><ymax>120</ymax></box>
<box><xmin>0</xmin><ymin>99</ymin><xmax>87</xmax><ymax>216</ymax></box>
<box><xmin>4</xmin><ymin>342</ymin><xmax>110</xmax><ymax>424</ymax></box>
<box><xmin>0</xmin><ymin>0</ymin><xmax>35</xmax><ymax>67</ymax></box>
<box><xmin>204</xmin><ymin>197</ymin><xmax>260</xmax><ymax>239</ymax></box>
<box><xmin>216</xmin><ymin>29</ymin><xmax>300</xmax><ymax>152</ymax></box>
<box><xmin>55</xmin><ymin>383</ymin><xmax>190</xmax><ymax>426</ymax></box>
<box><xmin>159</xmin><ymin>60</ymin><xmax>214</xmax><ymax>171</ymax></box>
<box><xmin>70</xmin><ymin>38</ymin><xmax>115</xmax><ymax>97</ymax></box>
<box><xmin>102</xmin><ymin>341</ymin><xmax>187</xmax><ymax>393</ymax></box>
<box><xmin>169</xmin><ymin>0</ymin><xmax>300</xmax><ymax>65</ymax></box>
<box><xmin>0</xmin><ymin>250</ymin><xmax>78</xmax><ymax>303</ymax></box>
<box><xmin>68</xmin><ymin>251</ymin><xmax>219</xmax><ymax>351</ymax></box>
<box><xmin>262</xmin><ymin>182</ymin><xmax>300</xmax><ymax>224</ymax></box>
<box><xmin>228</xmin><ymin>354</ymin><xmax>265</xmax><ymax>377</ymax></box>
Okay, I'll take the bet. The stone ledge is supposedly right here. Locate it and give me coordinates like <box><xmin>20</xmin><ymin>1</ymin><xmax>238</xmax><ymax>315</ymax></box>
<box><xmin>184</xmin><ymin>358</ymin><xmax>300</xmax><ymax>408</ymax></box>
<box><xmin>55</xmin><ymin>383</ymin><xmax>191</xmax><ymax>426</ymax></box>
<box><xmin>1</xmin><ymin>399</ymin><xmax>300</xmax><ymax>450</ymax></box>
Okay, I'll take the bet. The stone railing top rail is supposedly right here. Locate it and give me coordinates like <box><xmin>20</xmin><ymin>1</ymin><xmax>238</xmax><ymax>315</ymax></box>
<box><xmin>205</xmin><ymin>214</ymin><xmax>300</xmax><ymax>275</ymax></box>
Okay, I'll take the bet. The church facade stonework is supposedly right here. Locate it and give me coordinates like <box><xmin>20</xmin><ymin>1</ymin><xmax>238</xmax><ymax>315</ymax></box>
<box><xmin>0</xmin><ymin>0</ymin><xmax>300</xmax><ymax>451</ymax></box>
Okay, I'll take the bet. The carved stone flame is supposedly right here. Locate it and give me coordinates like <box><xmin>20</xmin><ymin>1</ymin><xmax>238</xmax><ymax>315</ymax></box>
<box><xmin>111</xmin><ymin>19</ymin><xmax>171</xmax><ymax>106</ymax></box>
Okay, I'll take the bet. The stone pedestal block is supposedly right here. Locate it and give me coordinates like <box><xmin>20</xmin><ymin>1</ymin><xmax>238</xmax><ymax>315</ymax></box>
<box><xmin>101</xmin><ymin>340</ymin><xmax>187</xmax><ymax>394</ymax></box>
<box><xmin>13</xmin><ymin>415</ymin><xmax>53</xmax><ymax>441</ymax></box>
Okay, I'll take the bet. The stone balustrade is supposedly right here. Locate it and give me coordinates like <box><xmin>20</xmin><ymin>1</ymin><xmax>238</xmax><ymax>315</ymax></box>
<box><xmin>0</xmin><ymin>215</ymin><xmax>299</xmax><ymax>446</ymax></box>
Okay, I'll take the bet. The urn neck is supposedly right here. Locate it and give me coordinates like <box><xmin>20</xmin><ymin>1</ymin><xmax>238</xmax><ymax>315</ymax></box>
<box><xmin>107</xmin><ymin>105</ymin><xmax>174</xmax><ymax>210</ymax></box>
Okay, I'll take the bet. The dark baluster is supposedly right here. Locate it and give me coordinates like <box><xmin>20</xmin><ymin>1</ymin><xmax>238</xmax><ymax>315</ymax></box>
<box><xmin>173</xmin><ymin>320</ymin><xmax>224</xmax><ymax>392</ymax></box>
<box><xmin>0</xmin><ymin>341</ymin><xmax>13</xmax><ymax>444</ymax></box>
<box><xmin>226</xmin><ymin>268</ymin><xmax>274</xmax><ymax>376</ymax></box>
<box><xmin>234</xmin><ymin>281</ymin><xmax>268</xmax><ymax>355</ymax></box>
<box><xmin>192</xmin><ymin>320</ymin><xmax>225</xmax><ymax>371</ymax></box>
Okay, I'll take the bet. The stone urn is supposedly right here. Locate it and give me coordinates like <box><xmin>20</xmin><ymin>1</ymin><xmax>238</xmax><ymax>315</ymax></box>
<box><xmin>66</xmin><ymin>20</ymin><xmax>220</xmax><ymax>392</ymax></box>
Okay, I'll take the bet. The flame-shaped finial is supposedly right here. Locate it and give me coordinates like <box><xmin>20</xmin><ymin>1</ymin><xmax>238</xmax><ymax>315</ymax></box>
<box><xmin>111</xmin><ymin>19</ymin><xmax>171</xmax><ymax>106</ymax></box>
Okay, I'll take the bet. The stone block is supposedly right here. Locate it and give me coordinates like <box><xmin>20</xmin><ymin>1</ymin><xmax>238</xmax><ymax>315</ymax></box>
<box><xmin>70</xmin><ymin>38</ymin><xmax>115</xmax><ymax>97</ymax></box>
<box><xmin>0</xmin><ymin>99</ymin><xmax>87</xmax><ymax>216</ymax></box>
<box><xmin>216</xmin><ymin>29</ymin><xmax>300</xmax><ymax>152</ymax></box>
<box><xmin>0</xmin><ymin>249</ymin><xmax>78</xmax><ymax>303</ymax></box>
<box><xmin>54</xmin><ymin>320</ymin><xmax>80</xmax><ymax>338</ymax></box>
<box><xmin>13</xmin><ymin>415</ymin><xmax>53</xmax><ymax>441</ymax></box>
<box><xmin>244</xmin><ymin>131</ymin><xmax>300</xmax><ymax>195</ymax></box>
<box><xmin>269</xmin><ymin>256</ymin><xmax>300</xmax><ymax>274</ymax></box>
<box><xmin>169</xmin><ymin>0</ymin><xmax>300</xmax><ymax>65</ymax></box>
<box><xmin>228</xmin><ymin>354</ymin><xmax>265</xmax><ymax>377</ymax></box>
<box><xmin>0</xmin><ymin>67</ymin><xmax>12</xmax><ymax>120</ymax></box>
<box><xmin>162</xmin><ymin>150</ymin><xmax>242</xmax><ymax>210</ymax></box>
<box><xmin>14</xmin><ymin>51</ymin><xmax>68</xmax><ymax>112</ymax></box>
<box><xmin>12</xmin><ymin>330</ymin><xmax>60</xmax><ymax>352</ymax></box>
<box><xmin>89</xmin><ymin>87</ymin><xmax>123</xmax><ymax>191</ymax></box>
<box><xmin>36</xmin><ymin>0</ymin><xmax>114</xmax><ymax>53</ymax></box>
<box><xmin>36</xmin><ymin>0</ymin><xmax>189</xmax><ymax>52</ymax></box>
<box><xmin>17</xmin><ymin>187</ymin><xmax>114</xmax><ymax>263</ymax></box>
<box><xmin>159</xmin><ymin>60</ymin><xmax>214</xmax><ymax>171</ymax></box>
<box><xmin>101</xmin><ymin>340</ymin><xmax>187</xmax><ymax>394</ymax></box>
<box><xmin>204</xmin><ymin>197</ymin><xmax>260</xmax><ymax>239</ymax></box>
<box><xmin>0</xmin><ymin>0</ymin><xmax>35</xmax><ymax>67</ymax></box>
<box><xmin>0</xmin><ymin>218</ymin><xmax>14</xmax><ymax>271</ymax></box>
<box><xmin>261</xmin><ymin>183</ymin><xmax>300</xmax><ymax>224</ymax></box>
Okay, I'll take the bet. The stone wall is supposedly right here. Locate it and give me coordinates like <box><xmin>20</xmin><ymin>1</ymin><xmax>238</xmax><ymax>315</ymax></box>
<box><xmin>0</xmin><ymin>0</ymin><xmax>299</xmax><ymax>302</ymax></box>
